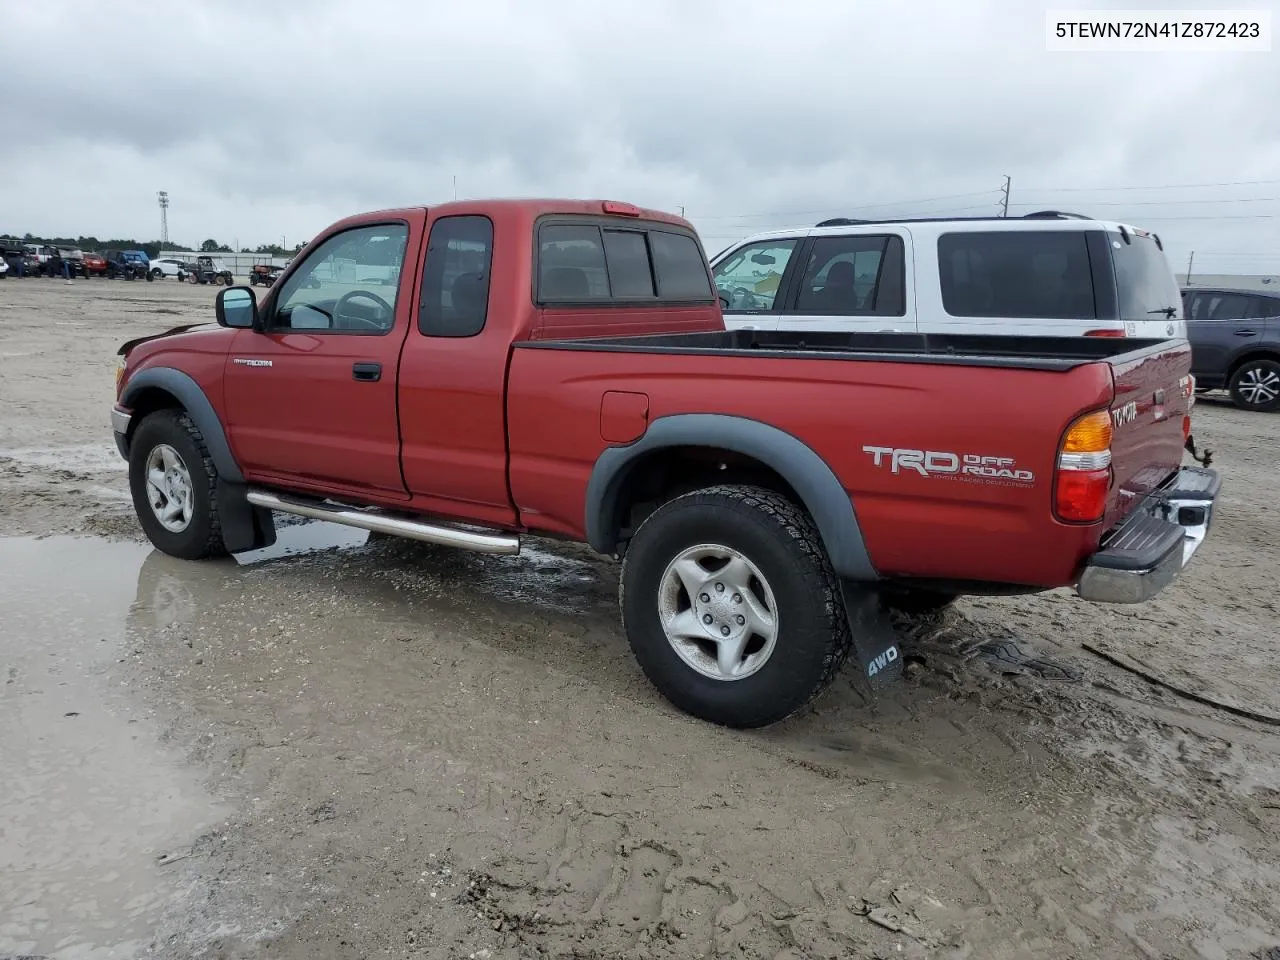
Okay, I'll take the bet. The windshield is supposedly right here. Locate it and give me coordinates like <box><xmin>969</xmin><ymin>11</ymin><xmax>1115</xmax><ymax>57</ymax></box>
<box><xmin>1111</xmin><ymin>231</ymin><xmax>1181</xmax><ymax>320</ymax></box>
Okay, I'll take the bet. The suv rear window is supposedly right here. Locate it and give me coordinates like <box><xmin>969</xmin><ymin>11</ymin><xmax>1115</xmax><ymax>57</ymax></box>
<box><xmin>537</xmin><ymin>220</ymin><xmax>712</xmax><ymax>305</ymax></box>
<box><xmin>1111</xmin><ymin>231</ymin><xmax>1181</xmax><ymax>320</ymax></box>
<box><xmin>938</xmin><ymin>231</ymin><xmax>1095</xmax><ymax>319</ymax></box>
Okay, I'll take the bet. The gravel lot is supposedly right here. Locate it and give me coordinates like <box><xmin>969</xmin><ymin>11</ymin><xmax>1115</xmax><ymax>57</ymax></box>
<box><xmin>2</xmin><ymin>278</ymin><xmax>1278</xmax><ymax>960</ymax></box>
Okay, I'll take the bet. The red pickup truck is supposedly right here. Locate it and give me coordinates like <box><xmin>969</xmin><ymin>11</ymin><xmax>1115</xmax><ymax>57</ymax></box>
<box><xmin>111</xmin><ymin>198</ymin><xmax>1220</xmax><ymax>728</ymax></box>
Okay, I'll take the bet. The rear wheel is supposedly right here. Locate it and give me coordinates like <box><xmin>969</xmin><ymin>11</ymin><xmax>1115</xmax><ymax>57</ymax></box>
<box><xmin>1228</xmin><ymin>358</ymin><xmax>1280</xmax><ymax>412</ymax></box>
<box><xmin>128</xmin><ymin>410</ymin><xmax>228</xmax><ymax>560</ymax></box>
<box><xmin>620</xmin><ymin>484</ymin><xmax>850</xmax><ymax>728</ymax></box>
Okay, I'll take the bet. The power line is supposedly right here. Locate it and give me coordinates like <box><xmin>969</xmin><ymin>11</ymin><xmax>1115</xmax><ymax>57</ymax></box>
<box><xmin>1012</xmin><ymin>196</ymin><xmax>1280</xmax><ymax>207</ymax></box>
<box><xmin>1020</xmin><ymin>177</ymin><xmax>1280</xmax><ymax>192</ymax></box>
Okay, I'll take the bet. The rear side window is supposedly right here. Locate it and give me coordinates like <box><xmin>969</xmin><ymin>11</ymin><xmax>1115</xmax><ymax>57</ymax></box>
<box><xmin>418</xmin><ymin>215</ymin><xmax>494</xmax><ymax>337</ymax></box>
<box><xmin>793</xmin><ymin>235</ymin><xmax>905</xmax><ymax>316</ymax></box>
<box><xmin>1111</xmin><ymin>232</ymin><xmax>1181</xmax><ymax>321</ymax></box>
<box><xmin>938</xmin><ymin>231</ymin><xmax>1095</xmax><ymax>319</ymax></box>
<box><xmin>537</xmin><ymin>220</ymin><xmax>713</xmax><ymax>305</ymax></box>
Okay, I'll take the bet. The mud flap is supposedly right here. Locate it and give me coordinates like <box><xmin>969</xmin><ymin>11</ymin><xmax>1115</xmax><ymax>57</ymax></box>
<box><xmin>839</xmin><ymin>580</ymin><xmax>904</xmax><ymax>689</ymax></box>
<box><xmin>219</xmin><ymin>481</ymin><xmax>277</xmax><ymax>553</ymax></box>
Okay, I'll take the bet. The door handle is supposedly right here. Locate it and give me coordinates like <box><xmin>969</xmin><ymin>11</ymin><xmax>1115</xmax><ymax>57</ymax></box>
<box><xmin>352</xmin><ymin>362</ymin><xmax>382</xmax><ymax>382</ymax></box>
<box><xmin>1233</xmin><ymin>329</ymin><xmax>1258</xmax><ymax>337</ymax></box>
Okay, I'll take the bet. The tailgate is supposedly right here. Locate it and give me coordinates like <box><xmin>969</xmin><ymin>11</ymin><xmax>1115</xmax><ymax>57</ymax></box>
<box><xmin>1104</xmin><ymin>339</ymin><xmax>1193</xmax><ymax>529</ymax></box>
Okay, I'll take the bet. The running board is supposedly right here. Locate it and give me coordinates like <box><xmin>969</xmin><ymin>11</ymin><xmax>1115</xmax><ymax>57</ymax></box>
<box><xmin>245</xmin><ymin>489</ymin><xmax>521</xmax><ymax>555</ymax></box>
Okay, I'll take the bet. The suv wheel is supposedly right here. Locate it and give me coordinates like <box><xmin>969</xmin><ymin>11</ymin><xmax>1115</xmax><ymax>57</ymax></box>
<box><xmin>619</xmin><ymin>484</ymin><xmax>850</xmax><ymax>728</ymax></box>
<box><xmin>1228</xmin><ymin>358</ymin><xmax>1280</xmax><ymax>412</ymax></box>
<box><xmin>151</xmin><ymin>268</ymin><xmax>163</xmax><ymax>281</ymax></box>
<box><xmin>128</xmin><ymin>410</ymin><xmax>228</xmax><ymax>560</ymax></box>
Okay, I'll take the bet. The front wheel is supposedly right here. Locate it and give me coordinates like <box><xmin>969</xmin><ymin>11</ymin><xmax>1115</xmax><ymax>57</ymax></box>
<box><xmin>1228</xmin><ymin>358</ymin><xmax>1280</xmax><ymax>412</ymax></box>
<box><xmin>620</xmin><ymin>484</ymin><xmax>850</xmax><ymax>728</ymax></box>
<box><xmin>151</xmin><ymin>268</ymin><xmax>163</xmax><ymax>281</ymax></box>
<box><xmin>128</xmin><ymin>410</ymin><xmax>228</xmax><ymax>560</ymax></box>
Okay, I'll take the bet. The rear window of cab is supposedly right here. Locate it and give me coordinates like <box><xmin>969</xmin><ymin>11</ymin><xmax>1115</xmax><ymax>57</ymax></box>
<box><xmin>536</xmin><ymin>219</ymin><xmax>714</xmax><ymax>305</ymax></box>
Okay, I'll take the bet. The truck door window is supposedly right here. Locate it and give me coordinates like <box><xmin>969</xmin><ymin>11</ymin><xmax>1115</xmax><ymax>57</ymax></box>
<box><xmin>792</xmin><ymin>235</ymin><xmax>905</xmax><ymax>317</ymax></box>
<box><xmin>271</xmin><ymin>223</ymin><xmax>409</xmax><ymax>335</ymax></box>
<box><xmin>418</xmin><ymin>215</ymin><xmax>494</xmax><ymax>337</ymax></box>
<box><xmin>711</xmin><ymin>240</ymin><xmax>798</xmax><ymax>311</ymax></box>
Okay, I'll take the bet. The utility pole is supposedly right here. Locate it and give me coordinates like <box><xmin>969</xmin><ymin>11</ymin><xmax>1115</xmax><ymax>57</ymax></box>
<box><xmin>1185</xmin><ymin>251</ymin><xmax>1195</xmax><ymax>286</ymax></box>
<box><xmin>999</xmin><ymin>175</ymin><xmax>1011</xmax><ymax>218</ymax></box>
<box><xmin>453</xmin><ymin>175</ymin><xmax>457</xmax><ymax>201</ymax></box>
<box><xmin>679</xmin><ymin>205</ymin><xmax>685</xmax><ymax>217</ymax></box>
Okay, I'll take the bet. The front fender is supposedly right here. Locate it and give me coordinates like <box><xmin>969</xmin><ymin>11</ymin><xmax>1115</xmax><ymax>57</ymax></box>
<box><xmin>584</xmin><ymin>413</ymin><xmax>878</xmax><ymax>581</ymax></box>
<box><xmin>119</xmin><ymin>366</ymin><xmax>243</xmax><ymax>483</ymax></box>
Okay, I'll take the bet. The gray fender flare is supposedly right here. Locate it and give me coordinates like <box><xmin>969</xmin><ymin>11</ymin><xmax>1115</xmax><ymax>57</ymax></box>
<box><xmin>120</xmin><ymin>367</ymin><xmax>243</xmax><ymax>483</ymax></box>
<box><xmin>584</xmin><ymin>413</ymin><xmax>878</xmax><ymax>581</ymax></box>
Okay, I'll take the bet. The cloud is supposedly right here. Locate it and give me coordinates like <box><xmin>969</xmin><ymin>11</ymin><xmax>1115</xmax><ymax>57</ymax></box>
<box><xmin>1</xmin><ymin>0</ymin><xmax>1276</xmax><ymax>274</ymax></box>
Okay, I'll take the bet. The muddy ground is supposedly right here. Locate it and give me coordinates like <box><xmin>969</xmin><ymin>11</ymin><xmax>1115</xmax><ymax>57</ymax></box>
<box><xmin>1</xmin><ymin>277</ymin><xmax>1278</xmax><ymax>960</ymax></box>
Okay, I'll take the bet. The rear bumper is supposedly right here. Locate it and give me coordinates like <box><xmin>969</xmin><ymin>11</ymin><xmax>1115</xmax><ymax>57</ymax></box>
<box><xmin>1076</xmin><ymin>466</ymin><xmax>1220</xmax><ymax>604</ymax></box>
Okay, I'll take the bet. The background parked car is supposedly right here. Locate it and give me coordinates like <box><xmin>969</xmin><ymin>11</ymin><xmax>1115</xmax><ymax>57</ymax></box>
<box><xmin>1182</xmin><ymin>285</ymin><xmax>1280</xmax><ymax>411</ymax></box>
<box><xmin>148</xmin><ymin>257</ymin><xmax>188</xmax><ymax>280</ymax></box>
<box><xmin>104</xmin><ymin>249</ymin><xmax>152</xmax><ymax>280</ymax></box>
<box><xmin>56</xmin><ymin>246</ymin><xmax>86</xmax><ymax>277</ymax></box>
<box><xmin>81</xmin><ymin>252</ymin><xmax>108</xmax><ymax>276</ymax></box>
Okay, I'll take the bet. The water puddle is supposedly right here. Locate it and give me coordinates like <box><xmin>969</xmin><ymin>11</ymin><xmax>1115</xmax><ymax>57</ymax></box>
<box><xmin>0</xmin><ymin>536</ymin><xmax>228</xmax><ymax>959</ymax></box>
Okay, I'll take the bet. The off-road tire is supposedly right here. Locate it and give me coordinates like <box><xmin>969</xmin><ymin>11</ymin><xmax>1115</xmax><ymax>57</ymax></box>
<box><xmin>129</xmin><ymin>410</ymin><xmax>228</xmax><ymax>560</ymax></box>
<box><xmin>1228</xmin><ymin>357</ymin><xmax>1280</xmax><ymax>412</ymax></box>
<box><xmin>620</xmin><ymin>484</ymin><xmax>850</xmax><ymax>728</ymax></box>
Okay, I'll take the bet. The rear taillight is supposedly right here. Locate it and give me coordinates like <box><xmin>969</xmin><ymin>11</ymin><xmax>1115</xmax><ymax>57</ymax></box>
<box><xmin>1180</xmin><ymin>374</ymin><xmax>1196</xmax><ymax>411</ymax></box>
<box><xmin>1055</xmin><ymin>409</ymin><xmax>1113</xmax><ymax>523</ymax></box>
<box><xmin>1085</xmin><ymin>329</ymin><xmax>1126</xmax><ymax>338</ymax></box>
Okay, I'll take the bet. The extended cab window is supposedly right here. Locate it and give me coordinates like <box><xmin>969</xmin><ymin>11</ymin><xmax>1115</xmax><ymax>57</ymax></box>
<box><xmin>272</xmin><ymin>223</ymin><xmax>409</xmax><ymax>334</ymax></box>
<box><xmin>419</xmin><ymin>215</ymin><xmax>494</xmax><ymax>337</ymax></box>
<box><xmin>792</xmin><ymin>235</ymin><xmax>905</xmax><ymax>316</ymax></box>
<box><xmin>938</xmin><ymin>231</ymin><xmax>1095</xmax><ymax>320</ymax></box>
<box><xmin>537</xmin><ymin>221</ymin><xmax>713</xmax><ymax>305</ymax></box>
<box><xmin>712</xmin><ymin>240</ymin><xmax>797</xmax><ymax>312</ymax></box>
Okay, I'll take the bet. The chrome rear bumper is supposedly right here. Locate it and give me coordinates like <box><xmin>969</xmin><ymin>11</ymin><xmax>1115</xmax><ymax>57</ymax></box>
<box><xmin>1076</xmin><ymin>466</ymin><xmax>1220</xmax><ymax>604</ymax></box>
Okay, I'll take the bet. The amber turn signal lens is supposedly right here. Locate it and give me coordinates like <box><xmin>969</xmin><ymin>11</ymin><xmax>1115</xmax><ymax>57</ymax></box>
<box><xmin>1062</xmin><ymin>410</ymin><xmax>1113</xmax><ymax>454</ymax></box>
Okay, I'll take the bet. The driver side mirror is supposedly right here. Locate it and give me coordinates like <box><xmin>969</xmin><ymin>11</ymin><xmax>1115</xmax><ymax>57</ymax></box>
<box><xmin>216</xmin><ymin>286</ymin><xmax>258</xmax><ymax>329</ymax></box>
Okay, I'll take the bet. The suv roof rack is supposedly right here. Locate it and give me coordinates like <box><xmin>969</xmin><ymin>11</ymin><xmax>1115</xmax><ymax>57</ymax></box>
<box><xmin>1020</xmin><ymin>210</ymin><xmax>1093</xmax><ymax>220</ymax></box>
<box><xmin>809</xmin><ymin>211</ymin><xmax>1098</xmax><ymax>228</ymax></box>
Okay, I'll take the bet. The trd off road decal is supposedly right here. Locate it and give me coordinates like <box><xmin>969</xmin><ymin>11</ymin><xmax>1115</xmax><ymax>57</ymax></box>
<box><xmin>862</xmin><ymin>446</ymin><xmax>1036</xmax><ymax>487</ymax></box>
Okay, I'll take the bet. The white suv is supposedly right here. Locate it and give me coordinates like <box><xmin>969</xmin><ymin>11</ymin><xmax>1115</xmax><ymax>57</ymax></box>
<box><xmin>709</xmin><ymin>212</ymin><xmax>1186</xmax><ymax>339</ymax></box>
<box><xmin>149</xmin><ymin>257</ymin><xmax>188</xmax><ymax>280</ymax></box>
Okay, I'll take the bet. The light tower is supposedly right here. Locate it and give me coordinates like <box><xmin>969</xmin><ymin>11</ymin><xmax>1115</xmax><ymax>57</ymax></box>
<box><xmin>157</xmin><ymin>191</ymin><xmax>170</xmax><ymax>246</ymax></box>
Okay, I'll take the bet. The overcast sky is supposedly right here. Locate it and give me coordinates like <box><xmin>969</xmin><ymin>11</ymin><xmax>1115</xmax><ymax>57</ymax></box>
<box><xmin>2</xmin><ymin>0</ymin><xmax>1277</xmax><ymax>276</ymax></box>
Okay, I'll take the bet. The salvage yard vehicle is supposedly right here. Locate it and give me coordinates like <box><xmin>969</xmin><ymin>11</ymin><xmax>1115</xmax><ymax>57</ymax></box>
<box><xmin>105</xmin><ymin>249</ymin><xmax>152</xmax><ymax>280</ymax></box>
<box><xmin>1182</xmin><ymin>286</ymin><xmax>1280</xmax><ymax>412</ymax></box>
<box><xmin>187</xmin><ymin>256</ymin><xmax>234</xmax><ymax>285</ymax></box>
<box><xmin>149</xmin><ymin>257</ymin><xmax>189</xmax><ymax>281</ymax></box>
<box><xmin>711</xmin><ymin>212</ymin><xmax>1185</xmax><ymax>340</ymax></box>
<box><xmin>248</xmin><ymin>263</ymin><xmax>285</xmax><ymax>287</ymax></box>
<box><xmin>81</xmin><ymin>251</ymin><xmax>108</xmax><ymax>276</ymax></box>
<box><xmin>110</xmin><ymin>198</ymin><xmax>1220</xmax><ymax>729</ymax></box>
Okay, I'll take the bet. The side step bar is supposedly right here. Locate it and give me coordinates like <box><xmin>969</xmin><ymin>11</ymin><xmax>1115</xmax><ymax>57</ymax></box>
<box><xmin>245</xmin><ymin>489</ymin><xmax>521</xmax><ymax>555</ymax></box>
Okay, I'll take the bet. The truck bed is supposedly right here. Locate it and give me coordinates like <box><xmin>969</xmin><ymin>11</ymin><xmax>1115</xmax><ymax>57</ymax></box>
<box><xmin>516</xmin><ymin>329</ymin><xmax>1179</xmax><ymax>372</ymax></box>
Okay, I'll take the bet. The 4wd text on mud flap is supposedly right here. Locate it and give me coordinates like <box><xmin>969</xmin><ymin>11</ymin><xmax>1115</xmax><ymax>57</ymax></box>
<box><xmin>862</xmin><ymin>446</ymin><xmax>1036</xmax><ymax>483</ymax></box>
<box><xmin>867</xmin><ymin>645</ymin><xmax>899</xmax><ymax>677</ymax></box>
